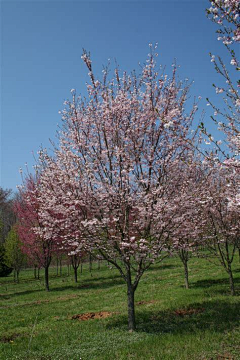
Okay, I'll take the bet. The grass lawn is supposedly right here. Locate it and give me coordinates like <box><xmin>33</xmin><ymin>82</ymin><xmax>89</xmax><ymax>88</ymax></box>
<box><xmin>0</xmin><ymin>255</ymin><xmax>239</xmax><ymax>360</ymax></box>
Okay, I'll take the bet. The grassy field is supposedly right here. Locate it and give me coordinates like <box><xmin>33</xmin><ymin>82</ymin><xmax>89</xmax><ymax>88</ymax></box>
<box><xmin>0</xmin><ymin>255</ymin><xmax>239</xmax><ymax>360</ymax></box>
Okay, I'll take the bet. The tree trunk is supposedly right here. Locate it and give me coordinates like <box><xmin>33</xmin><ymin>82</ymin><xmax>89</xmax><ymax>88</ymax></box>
<box><xmin>56</xmin><ymin>257</ymin><xmax>59</xmax><ymax>276</ymax></box>
<box><xmin>74</xmin><ymin>266</ymin><xmax>78</xmax><ymax>283</ymax></box>
<box><xmin>45</xmin><ymin>265</ymin><xmax>50</xmax><ymax>291</ymax></box>
<box><xmin>16</xmin><ymin>270</ymin><xmax>19</xmax><ymax>283</ymax></box>
<box><xmin>34</xmin><ymin>265</ymin><xmax>37</xmax><ymax>279</ymax></box>
<box><xmin>98</xmin><ymin>259</ymin><xmax>100</xmax><ymax>270</ymax></box>
<box><xmin>184</xmin><ymin>260</ymin><xmax>189</xmax><ymax>289</ymax></box>
<box><xmin>228</xmin><ymin>267</ymin><xmax>235</xmax><ymax>296</ymax></box>
<box><xmin>127</xmin><ymin>282</ymin><xmax>136</xmax><ymax>331</ymax></box>
<box><xmin>126</xmin><ymin>268</ymin><xmax>136</xmax><ymax>332</ymax></box>
<box><xmin>60</xmin><ymin>258</ymin><xmax>62</xmax><ymax>276</ymax></box>
<box><xmin>89</xmin><ymin>254</ymin><xmax>92</xmax><ymax>272</ymax></box>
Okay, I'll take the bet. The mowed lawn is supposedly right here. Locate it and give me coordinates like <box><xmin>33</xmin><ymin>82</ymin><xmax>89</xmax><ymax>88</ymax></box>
<box><xmin>0</xmin><ymin>256</ymin><xmax>240</xmax><ymax>360</ymax></box>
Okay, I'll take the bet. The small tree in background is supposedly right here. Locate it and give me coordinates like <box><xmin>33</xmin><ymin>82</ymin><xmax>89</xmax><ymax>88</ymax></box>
<box><xmin>195</xmin><ymin>160</ymin><xmax>240</xmax><ymax>295</ymax></box>
<box><xmin>0</xmin><ymin>187</ymin><xmax>16</xmax><ymax>245</ymax></box>
<box><xmin>15</xmin><ymin>175</ymin><xmax>59</xmax><ymax>291</ymax></box>
<box><xmin>4</xmin><ymin>226</ymin><xmax>26</xmax><ymax>282</ymax></box>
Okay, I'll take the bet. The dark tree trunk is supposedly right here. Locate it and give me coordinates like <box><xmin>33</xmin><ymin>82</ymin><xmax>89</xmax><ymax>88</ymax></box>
<box><xmin>34</xmin><ymin>265</ymin><xmax>37</xmax><ymax>279</ymax></box>
<box><xmin>127</xmin><ymin>282</ymin><xmax>136</xmax><ymax>332</ymax></box>
<box><xmin>126</xmin><ymin>270</ymin><xmax>136</xmax><ymax>332</ymax></box>
<box><xmin>184</xmin><ymin>260</ymin><xmax>189</xmax><ymax>289</ymax></box>
<box><xmin>56</xmin><ymin>257</ymin><xmax>59</xmax><ymax>276</ymax></box>
<box><xmin>60</xmin><ymin>258</ymin><xmax>62</xmax><ymax>276</ymax></box>
<box><xmin>98</xmin><ymin>259</ymin><xmax>100</xmax><ymax>270</ymax></box>
<box><xmin>71</xmin><ymin>255</ymin><xmax>80</xmax><ymax>283</ymax></box>
<box><xmin>228</xmin><ymin>267</ymin><xmax>235</xmax><ymax>296</ymax></box>
<box><xmin>89</xmin><ymin>254</ymin><xmax>92</xmax><ymax>272</ymax></box>
<box><xmin>45</xmin><ymin>265</ymin><xmax>50</xmax><ymax>291</ymax></box>
<box><xmin>179</xmin><ymin>250</ymin><xmax>190</xmax><ymax>289</ymax></box>
<box><xmin>74</xmin><ymin>267</ymin><xmax>78</xmax><ymax>283</ymax></box>
<box><xmin>16</xmin><ymin>270</ymin><xmax>19</xmax><ymax>283</ymax></box>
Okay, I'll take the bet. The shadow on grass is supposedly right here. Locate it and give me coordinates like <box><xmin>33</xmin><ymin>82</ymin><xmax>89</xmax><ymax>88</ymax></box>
<box><xmin>191</xmin><ymin>276</ymin><xmax>240</xmax><ymax>289</ymax></box>
<box><xmin>80</xmin><ymin>272</ymin><xmax>122</xmax><ymax>283</ymax></box>
<box><xmin>107</xmin><ymin>299</ymin><xmax>240</xmax><ymax>334</ymax></box>
<box><xmin>2</xmin><ymin>276</ymin><xmax>125</xmax><ymax>299</ymax></box>
<box><xmin>149</xmin><ymin>264</ymin><xmax>179</xmax><ymax>271</ymax></box>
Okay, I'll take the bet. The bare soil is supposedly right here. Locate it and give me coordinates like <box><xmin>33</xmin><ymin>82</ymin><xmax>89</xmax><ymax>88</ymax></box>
<box><xmin>71</xmin><ymin>311</ymin><xmax>112</xmax><ymax>321</ymax></box>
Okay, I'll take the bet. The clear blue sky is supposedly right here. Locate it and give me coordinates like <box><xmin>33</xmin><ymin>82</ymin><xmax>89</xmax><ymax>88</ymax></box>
<box><xmin>1</xmin><ymin>0</ymin><xmax>229</xmax><ymax>191</ymax></box>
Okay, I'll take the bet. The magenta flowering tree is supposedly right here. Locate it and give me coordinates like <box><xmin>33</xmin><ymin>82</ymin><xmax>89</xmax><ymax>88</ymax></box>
<box><xmin>14</xmin><ymin>177</ymin><xmax>44</xmax><ymax>271</ymax></box>
<box><xmin>37</xmin><ymin>46</ymin><xmax>199</xmax><ymax>330</ymax></box>
<box><xmin>15</xmin><ymin>174</ymin><xmax>61</xmax><ymax>291</ymax></box>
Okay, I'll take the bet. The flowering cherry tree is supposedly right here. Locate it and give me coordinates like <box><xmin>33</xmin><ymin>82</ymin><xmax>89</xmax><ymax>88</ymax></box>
<box><xmin>167</xmin><ymin>159</ymin><xmax>206</xmax><ymax>289</ymax></box>
<box><xmin>196</xmin><ymin>2</ymin><xmax>240</xmax><ymax>281</ymax></box>
<box><xmin>35</xmin><ymin>149</ymin><xmax>88</xmax><ymax>284</ymax></box>
<box><xmin>36</xmin><ymin>46</ymin><xmax>198</xmax><ymax>330</ymax></box>
<box><xmin>207</xmin><ymin>0</ymin><xmax>240</xmax><ymax>45</ymax></box>
<box><xmin>202</xmin><ymin>0</ymin><xmax>240</xmax><ymax>158</ymax></box>
<box><xmin>195</xmin><ymin>159</ymin><xmax>240</xmax><ymax>295</ymax></box>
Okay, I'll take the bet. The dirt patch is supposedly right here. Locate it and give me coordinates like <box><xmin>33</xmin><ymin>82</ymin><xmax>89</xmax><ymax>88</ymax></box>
<box><xmin>0</xmin><ymin>333</ymin><xmax>20</xmax><ymax>343</ymax></box>
<box><xmin>71</xmin><ymin>311</ymin><xmax>112</xmax><ymax>321</ymax></box>
<box><xmin>205</xmin><ymin>354</ymin><xmax>235</xmax><ymax>360</ymax></box>
<box><xmin>136</xmin><ymin>300</ymin><xmax>156</xmax><ymax>306</ymax></box>
<box><xmin>216</xmin><ymin>354</ymin><xmax>234</xmax><ymax>360</ymax></box>
<box><xmin>174</xmin><ymin>307</ymin><xmax>204</xmax><ymax>317</ymax></box>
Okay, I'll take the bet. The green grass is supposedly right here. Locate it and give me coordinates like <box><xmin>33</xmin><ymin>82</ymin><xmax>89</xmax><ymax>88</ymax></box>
<box><xmin>0</xmin><ymin>256</ymin><xmax>239</xmax><ymax>360</ymax></box>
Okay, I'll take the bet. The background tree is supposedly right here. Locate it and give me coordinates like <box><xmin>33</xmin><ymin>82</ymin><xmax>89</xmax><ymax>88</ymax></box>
<box><xmin>15</xmin><ymin>175</ymin><xmax>58</xmax><ymax>291</ymax></box>
<box><xmin>0</xmin><ymin>187</ymin><xmax>16</xmax><ymax>244</ymax></box>
<box><xmin>195</xmin><ymin>160</ymin><xmax>239</xmax><ymax>295</ymax></box>
<box><xmin>4</xmin><ymin>225</ymin><xmax>26</xmax><ymax>282</ymax></box>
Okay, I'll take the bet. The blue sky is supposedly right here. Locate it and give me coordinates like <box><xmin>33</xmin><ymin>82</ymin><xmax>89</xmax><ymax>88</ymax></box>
<box><xmin>1</xmin><ymin>0</ymin><xmax>230</xmax><ymax>191</ymax></box>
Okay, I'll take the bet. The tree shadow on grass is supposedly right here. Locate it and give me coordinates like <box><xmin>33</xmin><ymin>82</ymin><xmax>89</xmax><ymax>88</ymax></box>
<box><xmin>234</xmin><ymin>268</ymin><xmax>240</xmax><ymax>273</ymax></box>
<box><xmin>80</xmin><ymin>272</ymin><xmax>122</xmax><ymax>283</ymax></box>
<box><xmin>191</xmin><ymin>276</ymin><xmax>240</xmax><ymax>289</ymax></box>
<box><xmin>1</xmin><ymin>276</ymin><xmax>125</xmax><ymax>300</ymax></box>
<box><xmin>149</xmin><ymin>264</ymin><xmax>179</xmax><ymax>272</ymax></box>
<box><xmin>107</xmin><ymin>299</ymin><xmax>240</xmax><ymax>334</ymax></box>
